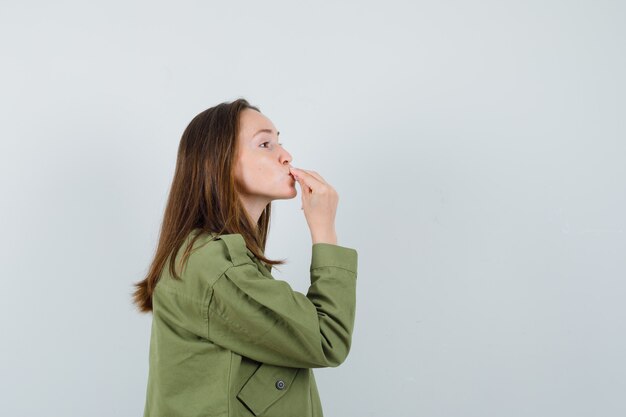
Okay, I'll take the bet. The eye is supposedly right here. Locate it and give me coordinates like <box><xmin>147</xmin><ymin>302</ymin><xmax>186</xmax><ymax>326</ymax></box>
<box><xmin>260</xmin><ymin>141</ymin><xmax>270</xmax><ymax>148</ymax></box>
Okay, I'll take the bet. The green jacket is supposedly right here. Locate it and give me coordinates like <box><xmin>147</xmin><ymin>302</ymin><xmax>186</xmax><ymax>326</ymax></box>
<box><xmin>142</xmin><ymin>229</ymin><xmax>358</xmax><ymax>417</ymax></box>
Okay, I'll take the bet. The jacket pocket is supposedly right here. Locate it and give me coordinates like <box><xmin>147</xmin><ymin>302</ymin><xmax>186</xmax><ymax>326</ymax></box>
<box><xmin>236</xmin><ymin>363</ymin><xmax>300</xmax><ymax>416</ymax></box>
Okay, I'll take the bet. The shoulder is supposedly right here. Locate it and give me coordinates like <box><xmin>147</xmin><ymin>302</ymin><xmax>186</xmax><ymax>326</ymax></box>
<box><xmin>156</xmin><ymin>229</ymin><xmax>256</xmax><ymax>294</ymax></box>
<box><xmin>179</xmin><ymin>229</ymin><xmax>257</xmax><ymax>279</ymax></box>
<box><xmin>155</xmin><ymin>231</ymin><xmax>258</xmax><ymax>306</ymax></box>
<box><xmin>212</xmin><ymin>232</ymin><xmax>257</xmax><ymax>268</ymax></box>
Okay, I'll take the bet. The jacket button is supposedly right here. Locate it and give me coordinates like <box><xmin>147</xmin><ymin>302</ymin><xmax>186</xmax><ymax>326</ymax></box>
<box><xmin>275</xmin><ymin>379</ymin><xmax>285</xmax><ymax>390</ymax></box>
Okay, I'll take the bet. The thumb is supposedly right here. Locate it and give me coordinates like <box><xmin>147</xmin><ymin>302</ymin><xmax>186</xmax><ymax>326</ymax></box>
<box><xmin>295</xmin><ymin>176</ymin><xmax>308</xmax><ymax>210</ymax></box>
<box><xmin>292</xmin><ymin>168</ymin><xmax>315</xmax><ymax>192</ymax></box>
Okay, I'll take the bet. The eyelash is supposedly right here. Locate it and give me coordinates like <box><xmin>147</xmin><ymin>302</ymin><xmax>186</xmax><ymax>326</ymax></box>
<box><xmin>261</xmin><ymin>141</ymin><xmax>282</xmax><ymax>148</ymax></box>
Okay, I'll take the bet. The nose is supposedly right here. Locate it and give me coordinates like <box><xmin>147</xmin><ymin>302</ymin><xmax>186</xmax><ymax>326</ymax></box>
<box><xmin>281</xmin><ymin>148</ymin><xmax>293</xmax><ymax>167</ymax></box>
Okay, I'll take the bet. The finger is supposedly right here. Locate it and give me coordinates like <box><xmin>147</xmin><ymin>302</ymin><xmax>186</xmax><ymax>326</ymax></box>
<box><xmin>295</xmin><ymin>175</ymin><xmax>312</xmax><ymax>195</ymax></box>
<box><xmin>290</xmin><ymin>167</ymin><xmax>323</xmax><ymax>191</ymax></box>
<box><xmin>294</xmin><ymin>177</ymin><xmax>308</xmax><ymax>210</ymax></box>
<box><xmin>302</xmin><ymin>169</ymin><xmax>327</xmax><ymax>185</ymax></box>
<box><xmin>291</xmin><ymin>167</ymin><xmax>326</xmax><ymax>184</ymax></box>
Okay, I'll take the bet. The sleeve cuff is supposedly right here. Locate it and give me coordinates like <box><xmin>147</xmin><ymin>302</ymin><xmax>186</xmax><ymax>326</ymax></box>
<box><xmin>310</xmin><ymin>243</ymin><xmax>358</xmax><ymax>274</ymax></box>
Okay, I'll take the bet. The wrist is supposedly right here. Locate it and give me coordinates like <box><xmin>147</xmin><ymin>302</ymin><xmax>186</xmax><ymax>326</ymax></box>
<box><xmin>312</xmin><ymin>229</ymin><xmax>337</xmax><ymax>245</ymax></box>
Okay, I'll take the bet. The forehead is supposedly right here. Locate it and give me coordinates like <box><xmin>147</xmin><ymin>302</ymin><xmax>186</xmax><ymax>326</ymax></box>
<box><xmin>238</xmin><ymin>109</ymin><xmax>277</xmax><ymax>139</ymax></box>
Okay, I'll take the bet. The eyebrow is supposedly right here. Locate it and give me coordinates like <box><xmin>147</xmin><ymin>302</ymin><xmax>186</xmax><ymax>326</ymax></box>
<box><xmin>253</xmin><ymin>128</ymin><xmax>280</xmax><ymax>138</ymax></box>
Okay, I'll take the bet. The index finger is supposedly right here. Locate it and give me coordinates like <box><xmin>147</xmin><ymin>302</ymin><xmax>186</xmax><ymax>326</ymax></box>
<box><xmin>301</xmin><ymin>169</ymin><xmax>328</xmax><ymax>185</ymax></box>
<box><xmin>290</xmin><ymin>167</ymin><xmax>323</xmax><ymax>191</ymax></box>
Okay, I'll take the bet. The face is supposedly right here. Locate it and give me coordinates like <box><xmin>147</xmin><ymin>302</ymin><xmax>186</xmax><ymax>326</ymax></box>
<box><xmin>234</xmin><ymin>108</ymin><xmax>297</xmax><ymax>203</ymax></box>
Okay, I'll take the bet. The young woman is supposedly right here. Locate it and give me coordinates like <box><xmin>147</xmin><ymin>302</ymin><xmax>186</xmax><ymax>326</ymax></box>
<box><xmin>132</xmin><ymin>98</ymin><xmax>358</xmax><ymax>417</ymax></box>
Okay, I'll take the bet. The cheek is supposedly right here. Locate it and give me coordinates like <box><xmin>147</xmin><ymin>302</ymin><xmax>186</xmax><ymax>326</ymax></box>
<box><xmin>237</xmin><ymin>160</ymin><xmax>270</xmax><ymax>187</ymax></box>
<box><xmin>252</xmin><ymin>158</ymin><xmax>273</xmax><ymax>176</ymax></box>
<box><xmin>236</xmin><ymin>154</ymin><xmax>281</xmax><ymax>190</ymax></box>
<box><xmin>234</xmin><ymin>158</ymin><xmax>252</xmax><ymax>188</ymax></box>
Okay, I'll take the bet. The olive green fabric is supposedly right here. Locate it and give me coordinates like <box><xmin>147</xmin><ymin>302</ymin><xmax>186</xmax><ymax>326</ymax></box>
<box><xmin>142</xmin><ymin>229</ymin><xmax>358</xmax><ymax>417</ymax></box>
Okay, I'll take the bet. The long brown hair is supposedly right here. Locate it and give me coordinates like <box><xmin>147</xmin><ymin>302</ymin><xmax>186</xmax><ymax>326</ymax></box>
<box><xmin>132</xmin><ymin>97</ymin><xmax>286</xmax><ymax>313</ymax></box>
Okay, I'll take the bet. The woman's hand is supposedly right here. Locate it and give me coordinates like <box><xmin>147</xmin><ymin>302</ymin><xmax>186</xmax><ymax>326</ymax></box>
<box><xmin>289</xmin><ymin>166</ymin><xmax>338</xmax><ymax>245</ymax></box>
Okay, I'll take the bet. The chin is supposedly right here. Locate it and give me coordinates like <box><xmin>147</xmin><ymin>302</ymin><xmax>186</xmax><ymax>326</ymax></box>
<box><xmin>273</xmin><ymin>187</ymin><xmax>298</xmax><ymax>200</ymax></box>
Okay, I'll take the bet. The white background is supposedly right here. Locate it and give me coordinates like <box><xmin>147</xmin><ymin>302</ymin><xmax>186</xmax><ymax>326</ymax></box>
<box><xmin>1</xmin><ymin>1</ymin><xmax>625</xmax><ymax>416</ymax></box>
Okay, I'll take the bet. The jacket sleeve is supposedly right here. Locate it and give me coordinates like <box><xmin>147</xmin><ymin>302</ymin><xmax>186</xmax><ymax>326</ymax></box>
<box><xmin>206</xmin><ymin>241</ymin><xmax>358</xmax><ymax>369</ymax></box>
